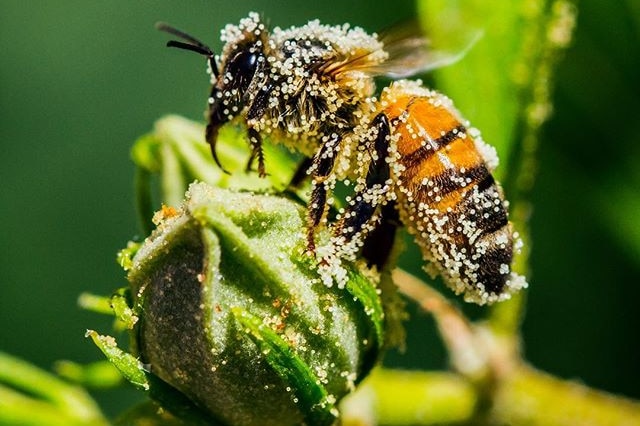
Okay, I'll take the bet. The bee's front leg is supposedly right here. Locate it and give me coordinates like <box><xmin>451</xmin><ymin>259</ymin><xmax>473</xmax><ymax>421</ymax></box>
<box><xmin>246</xmin><ymin>127</ymin><xmax>266</xmax><ymax>177</ymax></box>
<box><xmin>245</xmin><ymin>83</ymin><xmax>274</xmax><ymax>178</ymax></box>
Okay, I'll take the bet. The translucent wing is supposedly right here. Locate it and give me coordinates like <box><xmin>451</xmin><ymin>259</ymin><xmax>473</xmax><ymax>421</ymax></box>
<box><xmin>369</xmin><ymin>19</ymin><xmax>483</xmax><ymax>78</ymax></box>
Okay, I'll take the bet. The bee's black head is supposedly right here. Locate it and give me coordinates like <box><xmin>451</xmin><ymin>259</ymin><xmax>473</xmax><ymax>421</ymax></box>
<box><xmin>156</xmin><ymin>21</ymin><xmax>267</xmax><ymax>173</ymax></box>
<box><xmin>220</xmin><ymin>43</ymin><xmax>262</xmax><ymax>89</ymax></box>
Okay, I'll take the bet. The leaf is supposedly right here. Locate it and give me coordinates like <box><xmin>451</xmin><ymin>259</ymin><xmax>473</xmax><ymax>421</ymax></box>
<box><xmin>232</xmin><ymin>307</ymin><xmax>337</xmax><ymax>426</ymax></box>
<box><xmin>417</xmin><ymin>0</ymin><xmax>577</xmax><ymax>186</ymax></box>
<box><xmin>0</xmin><ymin>351</ymin><xmax>108</xmax><ymax>426</ymax></box>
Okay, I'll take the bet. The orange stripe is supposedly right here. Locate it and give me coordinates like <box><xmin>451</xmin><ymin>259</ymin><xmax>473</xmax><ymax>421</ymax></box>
<box><xmin>442</xmin><ymin>138</ymin><xmax>484</xmax><ymax>170</ymax></box>
<box><xmin>389</xmin><ymin>97</ymin><xmax>462</xmax><ymax>157</ymax></box>
<box><xmin>387</xmin><ymin>94</ymin><xmax>486</xmax><ymax>213</ymax></box>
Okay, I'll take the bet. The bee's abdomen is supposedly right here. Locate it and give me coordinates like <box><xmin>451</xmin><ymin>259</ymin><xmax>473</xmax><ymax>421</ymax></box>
<box><xmin>382</xmin><ymin>85</ymin><xmax>520</xmax><ymax>303</ymax></box>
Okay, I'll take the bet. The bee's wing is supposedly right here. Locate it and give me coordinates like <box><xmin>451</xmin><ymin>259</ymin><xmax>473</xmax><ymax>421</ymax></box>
<box><xmin>368</xmin><ymin>20</ymin><xmax>483</xmax><ymax>78</ymax></box>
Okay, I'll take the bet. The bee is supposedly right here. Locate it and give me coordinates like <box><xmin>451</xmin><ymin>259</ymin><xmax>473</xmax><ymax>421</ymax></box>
<box><xmin>157</xmin><ymin>12</ymin><xmax>526</xmax><ymax>304</ymax></box>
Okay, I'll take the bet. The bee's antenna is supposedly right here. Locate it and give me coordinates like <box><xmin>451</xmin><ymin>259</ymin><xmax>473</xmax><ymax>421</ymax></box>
<box><xmin>155</xmin><ymin>22</ymin><xmax>219</xmax><ymax>78</ymax></box>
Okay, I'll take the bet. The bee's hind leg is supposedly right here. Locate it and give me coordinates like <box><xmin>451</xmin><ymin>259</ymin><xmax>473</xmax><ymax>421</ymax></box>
<box><xmin>360</xmin><ymin>202</ymin><xmax>399</xmax><ymax>269</ymax></box>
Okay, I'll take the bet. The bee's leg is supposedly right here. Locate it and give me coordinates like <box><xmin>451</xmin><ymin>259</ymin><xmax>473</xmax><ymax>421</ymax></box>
<box><xmin>206</xmin><ymin>122</ymin><xmax>231</xmax><ymax>174</ymax></box>
<box><xmin>246</xmin><ymin>84</ymin><xmax>272</xmax><ymax>122</ymax></box>
<box><xmin>281</xmin><ymin>157</ymin><xmax>313</xmax><ymax>208</ymax></box>
<box><xmin>334</xmin><ymin>113</ymin><xmax>391</xmax><ymax>247</ymax></box>
<box><xmin>245</xmin><ymin>83</ymin><xmax>274</xmax><ymax>178</ymax></box>
<box><xmin>306</xmin><ymin>133</ymin><xmax>341</xmax><ymax>253</ymax></box>
<box><xmin>246</xmin><ymin>127</ymin><xmax>266</xmax><ymax>177</ymax></box>
<box><xmin>361</xmin><ymin>202</ymin><xmax>399</xmax><ymax>269</ymax></box>
<box><xmin>288</xmin><ymin>157</ymin><xmax>313</xmax><ymax>189</ymax></box>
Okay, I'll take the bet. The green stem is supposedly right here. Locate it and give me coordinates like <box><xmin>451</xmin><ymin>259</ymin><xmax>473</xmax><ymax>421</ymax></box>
<box><xmin>342</xmin><ymin>366</ymin><xmax>640</xmax><ymax>425</ymax></box>
<box><xmin>392</xmin><ymin>269</ymin><xmax>489</xmax><ymax>381</ymax></box>
<box><xmin>341</xmin><ymin>369</ymin><xmax>477</xmax><ymax>425</ymax></box>
<box><xmin>493</xmin><ymin>364</ymin><xmax>640</xmax><ymax>426</ymax></box>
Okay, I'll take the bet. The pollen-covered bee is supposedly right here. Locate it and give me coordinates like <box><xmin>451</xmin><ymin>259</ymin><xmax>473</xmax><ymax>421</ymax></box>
<box><xmin>157</xmin><ymin>12</ymin><xmax>526</xmax><ymax>304</ymax></box>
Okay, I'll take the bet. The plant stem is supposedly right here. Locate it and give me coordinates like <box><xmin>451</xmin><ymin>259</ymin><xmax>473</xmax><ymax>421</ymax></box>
<box><xmin>391</xmin><ymin>269</ymin><xmax>489</xmax><ymax>381</ymax></box>
<box><xmin>340</xmin><ymin>369</ymin><xmax>477</xmax><ymax>425</ymax></box>
<box><xmin>492</xmin><ymin>364</ymin><xmax>640</xmax><ymax>426</ymax></box>
<box><xmin>341</xmin><ymin>365</ymin><xmax>640</xmax><ymax>426</ymax></box>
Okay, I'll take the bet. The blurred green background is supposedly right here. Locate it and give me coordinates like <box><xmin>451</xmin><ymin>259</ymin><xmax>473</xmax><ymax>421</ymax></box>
<box><xmin>1</xmin><ymin>0</ymin><xmax>638</xmax><ymax>417</ymax></box>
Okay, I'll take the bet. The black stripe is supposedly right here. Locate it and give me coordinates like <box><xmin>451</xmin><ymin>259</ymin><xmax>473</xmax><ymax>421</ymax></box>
<box><xmin>479</xmin><ymin>206</ymin><xmax>509</xmax><ymax>234</ymax></box>
<box><xmin>477</xmin><ymin>171</ymin><xmax>495</xmax><ymax>192</ymax></box>
<box><xmin>453</xmin><ymin>168</ymin><xmax>508</xmax><ymax>235</ymax></box>
<box><xmin>431</xmin><ymin>165</ymin><xmax>490</xmax><ymax>198</ymax></box>
<box><xmin>475</xmin><ymin>244</ymin><xmax>512</xmax><ymax>294</ymax></box>
<box><xmin>430</xmin><ymin>165</ymin><xmax>509</xmax><ymax>234</ymax></box>
<box><xmin>403</xmin><ymin>124</ymin><xmax>466</xmax><ymax>168</ymax></box>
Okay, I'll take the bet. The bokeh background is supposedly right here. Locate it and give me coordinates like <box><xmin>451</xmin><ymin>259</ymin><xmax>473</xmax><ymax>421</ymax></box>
<box><xmin>1</xmin><ymin>0</ymin><xmax>638</xmax><ymax>417</ymax></box>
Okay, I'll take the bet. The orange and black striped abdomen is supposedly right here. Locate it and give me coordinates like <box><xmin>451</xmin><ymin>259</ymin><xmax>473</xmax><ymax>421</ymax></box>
<box><xmin>382</xmin><ymin>86</ymin><xmax>516</xmax><ymax>302</ymax></box>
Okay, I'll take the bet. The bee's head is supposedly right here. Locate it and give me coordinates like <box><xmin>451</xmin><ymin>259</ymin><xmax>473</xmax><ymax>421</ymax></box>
<box><xmin>157</xmin><ymin>21</ymin><xmax>266</xmax><ymax>171</ymax></box>
<box><xmin>216</xmin><ymin>40</ymin><xmax>263</xmax><ymax>95</ymax></box>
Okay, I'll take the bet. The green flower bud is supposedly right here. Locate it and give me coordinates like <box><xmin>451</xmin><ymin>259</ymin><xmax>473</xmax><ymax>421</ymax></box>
<box><xmin>127</xmin><ymin>182</ymin><xmax>384</xmax><ymax>426</ymax></box>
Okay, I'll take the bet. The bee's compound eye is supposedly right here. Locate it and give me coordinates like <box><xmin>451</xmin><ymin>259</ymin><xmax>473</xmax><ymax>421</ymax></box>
<box><xmin>228</xmin><ymin>51</ymin><xmax>259</xmax><ymax>78</ymax></box>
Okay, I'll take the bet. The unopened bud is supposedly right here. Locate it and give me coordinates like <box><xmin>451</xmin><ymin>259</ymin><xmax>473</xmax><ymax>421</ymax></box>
<box><xmin>127</xmin><ymin>182</ymin><xmax>384</xmax><ymax>425</ymax></box>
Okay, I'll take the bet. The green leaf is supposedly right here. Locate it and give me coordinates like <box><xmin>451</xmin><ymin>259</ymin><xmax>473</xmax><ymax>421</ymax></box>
<box><xmin>418</xmin><ymin>0</ymin><xmax>576</xmax><ymax>332</ymax></box>
<box><xmin>0</xmin><ymin>351</ymin><xmax>108</xmax><ymax>426</ymax></box>
<box><xmin>117</xmin><ymin>241</ymin><xmax>141</xmax><ymax>272</ymax></box>
<box><xmin>345</xmin><ymin>267</ymin><xmax>385</xmax><ymax>352</ymax></box>
<box><xmin>86</xmin><ymin>330</ymin><xmax>148</xmax><ymax>391</ymax></box>
<box><xmin>110</xmin><ymin>288</ymin><xmax>138</xmax><ymax>330</ymax></box>
<box><xmin>54</xmin><ymin>360</ymin><xmax>123</xmax><ymax>389</ymax></box>
<box><xmin>417</xmin><ymin>0</ymin><xmax>576</xmax><ymax>187</ymax></box>
<box><xmin>232</xmin><ymin>307</ymin><xmax>337</xmax><ymax>426</ymax></box>
<box><xmin>86</xmin><ymin>331</ymin><xmax>215</xmax><ymax>425</ymax></box>
<box><xmin>77</xmin><ymin>293</ymin><xmax>113</xmax><ymax>316</ymax></box>
<box><xmin>131</xmin><ymin>115</ymin><xmax>302</xmax><ymax>213</ymax></box>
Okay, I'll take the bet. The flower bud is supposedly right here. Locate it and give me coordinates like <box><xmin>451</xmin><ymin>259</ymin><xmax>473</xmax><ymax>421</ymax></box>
<box><xmin>127</xmin><ymin>182</ymin><xmax>384</xmax><ymax>426</ymax></box>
